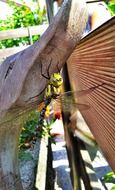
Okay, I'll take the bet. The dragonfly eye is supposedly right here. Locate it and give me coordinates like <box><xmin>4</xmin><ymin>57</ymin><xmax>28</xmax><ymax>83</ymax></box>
<box><xmin>58</xmin><ymin>78</ymin><xmax>62</xmax><ymax>82</ymax></box>
<box><xmin>50</xmin><ymin>73</ymin><xmax>63</xmax><ymax>87</ymax></box>
<box><xmin>53</xmin><ymin>78</ymin><xmax>57</xmax><ymax>82</ymax></box>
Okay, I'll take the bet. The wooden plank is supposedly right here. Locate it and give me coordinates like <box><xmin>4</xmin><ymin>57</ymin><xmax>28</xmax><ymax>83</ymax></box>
<box><xmin>0</xmin><ymin>24</ymin><xmax>48</xmax><ymax>40</ymax></box>
<box><xmin>0</xmin><ymin>46</ymin><xmax>29</xmax><ymax>58</ymax></box>
<box><xmin>0</xmin><ymin>24</ymin><xmax>48</xmax><ymax>58</ymax></box>
<box><xmin>67</xmin><ymin>17</ymin><xmax>115</xmax><ymax>170</ymax></box>
<box><xmin>35</xmin><ymin>138</ymin><xmax>48</xmax><ymax>190</ymax></box>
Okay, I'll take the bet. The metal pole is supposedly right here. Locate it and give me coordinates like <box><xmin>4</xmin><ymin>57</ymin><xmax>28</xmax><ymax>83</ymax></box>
<box><xmin>45</xmin><ymin>0</ymin><xmax>54</xmax><ymax>23</ymax></box>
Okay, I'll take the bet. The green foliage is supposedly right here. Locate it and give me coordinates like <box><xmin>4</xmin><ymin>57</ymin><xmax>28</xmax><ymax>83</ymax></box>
<box><xmin>107</xmin><ymin>2</ymin><xmax>115</xmax><ymax>15</ymax></box>
<box><xmin>19</xmin><ymin>110</ymin><xmax>55</xmax><ymax>148</ymax></box>
<box><xmin>0</xmin><ymin>1</ymin><xmax>47</xmax><ymax>48</ymax></box>
<box><xmin>19</xmin><ymin>150</ymin><xmax>33</xmax><ymax>161</ymax></box>
<box><xmin>19</xmin><ymin>111</ymin><xmax>39</xmax><ymax>145</ymax></box>
<box><xmin>19</xmin><ymin>111</ymin><xmax>39</xmax><ymax>161</ymax></box>
<box><xmin>39</xmin><ymin>119</ymin><xmax>54</xmax><ymax>138</ymax></box>
<box><xmin>111</xmin><ymin>186</ymin><xmax>115</xmax><ymax>190</ymax></box>
<box><xmin>103</xmin><ymin>171</ymin><xmax>115</xmax><ymax>190</ymax></box>
<box><xmin>104</xmin><ymin>171</ymin><xmax>115</xmax><ymax>184</ymax></box>
<box><xmin>38</xmin><ymin>118</ymin><xmax>56</xmax><ymax>144</ymax></box>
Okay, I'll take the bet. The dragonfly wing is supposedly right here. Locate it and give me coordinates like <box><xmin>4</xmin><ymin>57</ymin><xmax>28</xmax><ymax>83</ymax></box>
<box><xmin>74</xmin><ymin>129</ymin><xmax>97</xmax><ymax>146</ymax></box>
<box><xmin>75</xmin><ymin>103</ymin><xmax>90</xmax><ymax>111</ymax></box>
<box><xmin>61</xmin><ymin>102</ymin><xmax>90</xmax><ymax>112</ymax></box>
<box><xmin>54</xmin><ymin>91</ymin><xmax>90</xmax><ymax>112</ymax></box>
<box><xmin>59</xmin><ymin>83</ymin><xmax>104</xmax><ymax>99</ymax></box>
<box><xmin>38</xmin><ymin>84</ymin><xmax>104</xmax><ymax>112</ymax></box>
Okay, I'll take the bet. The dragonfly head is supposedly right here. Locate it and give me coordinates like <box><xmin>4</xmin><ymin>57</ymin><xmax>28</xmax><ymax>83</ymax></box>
<box><xmin>50</xmin><ymin>73</ymin><xmax>63</xmax><ymax>87</ymax></box>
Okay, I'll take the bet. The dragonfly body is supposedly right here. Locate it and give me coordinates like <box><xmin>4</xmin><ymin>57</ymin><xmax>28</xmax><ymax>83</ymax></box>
<box><xmin>38</xmin><ymin>62</ymin><xmax>104</xmax><ymax>144</ymax></box>
<box><xmin>38</xmin><ymin>72</ymin><xmax>63</xmax><ymax>131</ymax></box>
<box><xmin>44</xmin><ymin>72</ymin><xmax>63</xmax><ymax>99</ymax></box>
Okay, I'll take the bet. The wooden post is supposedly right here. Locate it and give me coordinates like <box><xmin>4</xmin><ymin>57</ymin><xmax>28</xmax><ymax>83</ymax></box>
<box><xmin>67</xmin><ymin>17</ymin><xmax>115</xmax><ymax>170</ymax></box>
<box><xmin>0</xmin><ymin>0</ymin><xmax>88</xmax><ymax>189</ymax></box>
<box><xmin>0</xmin><ymin>120</ymin><xmax>23</xmax><ymax>190</ymax></box>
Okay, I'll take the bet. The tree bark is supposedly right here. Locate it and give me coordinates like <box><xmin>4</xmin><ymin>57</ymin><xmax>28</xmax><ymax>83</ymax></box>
<box><xmin>0</xmin><ymin>0</ymin><xmax>88</xmax><ymax>189</ymax></box>
<box><xmin>0</xmin><ymin>120</ymin><xmax>23</xmax><ymax>190</ymax></box>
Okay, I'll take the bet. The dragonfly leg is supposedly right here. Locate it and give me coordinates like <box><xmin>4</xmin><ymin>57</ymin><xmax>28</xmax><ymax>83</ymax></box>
<box><xmin>57</xmin><ymin>61</ymin><xmax>60</xmax><ymax>72</ymax></box>
<box><xmin>41</xmin><ymin>59</ymin><xmax>52</xmax><ymax>80</ymax></box>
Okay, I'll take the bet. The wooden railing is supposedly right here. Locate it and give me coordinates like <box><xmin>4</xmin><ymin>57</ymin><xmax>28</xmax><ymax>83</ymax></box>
<box><xmin>67</xmin><ymin>17</ymin><xmax>115</xmax><ymax>170</ymax></box>
<box><xmin>0</xmin><ymin>14</ymin><xmax>114</xmax><ymax>189</ymax></box>
<box><xmin>0</xmin><ymin>24</ymin><xmax>48</xmax><ymax>58</ymax></box>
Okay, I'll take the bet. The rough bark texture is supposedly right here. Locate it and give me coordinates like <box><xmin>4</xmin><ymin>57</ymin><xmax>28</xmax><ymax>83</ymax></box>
<box><xmin>0</xmin><ymin>0</ymin><xmax>88</xmax><ymax>189</ymax></box>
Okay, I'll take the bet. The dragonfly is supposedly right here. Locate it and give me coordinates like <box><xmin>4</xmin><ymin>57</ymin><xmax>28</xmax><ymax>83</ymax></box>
<box><xmin>37</xmin><ymin>60</ymin><xmax>104</xmax><ymax>145</ymax></box>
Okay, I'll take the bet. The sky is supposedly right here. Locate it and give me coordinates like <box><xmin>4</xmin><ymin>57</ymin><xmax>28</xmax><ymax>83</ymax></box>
<box><xmin>0</xmin><ymin>1</ymin><xmax>13</xmax><ymax>19</ymax></box>
<box><xmin>0</xmin><ymin>0</ymin><xmax>38</xmax><ymax>20</ymax></box>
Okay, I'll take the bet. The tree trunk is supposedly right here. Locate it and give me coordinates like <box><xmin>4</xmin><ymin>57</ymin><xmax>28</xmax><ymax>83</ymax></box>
<box><xmin>0</xmin><ymin>120</ymin><xmax>23</xmax><ymax>190</ymax></box>
<box><xmin>0</xmin><ymin>0</ymin><xmax>88</xmax><ymax>189</ymax></box>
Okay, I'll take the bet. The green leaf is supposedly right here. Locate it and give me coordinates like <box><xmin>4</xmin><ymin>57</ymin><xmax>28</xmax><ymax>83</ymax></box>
<box><xmin>104</xmin><ymin>171</ymin><xmax>115</xmax><ymax>184</ymax></box>
<box><xmin>111</xmin><ymin>186</ymin><xmax>115</xmax><ymax>190</ymax></box>
<box><xmin>0</xmin><ymin>1</ymin><xmax>47</xmax><ymax>49</ymax></box>
<box><xmin>19</xmin><ymin>150</ymin><xmax>33</xmax><ymax>161</ymax></box>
